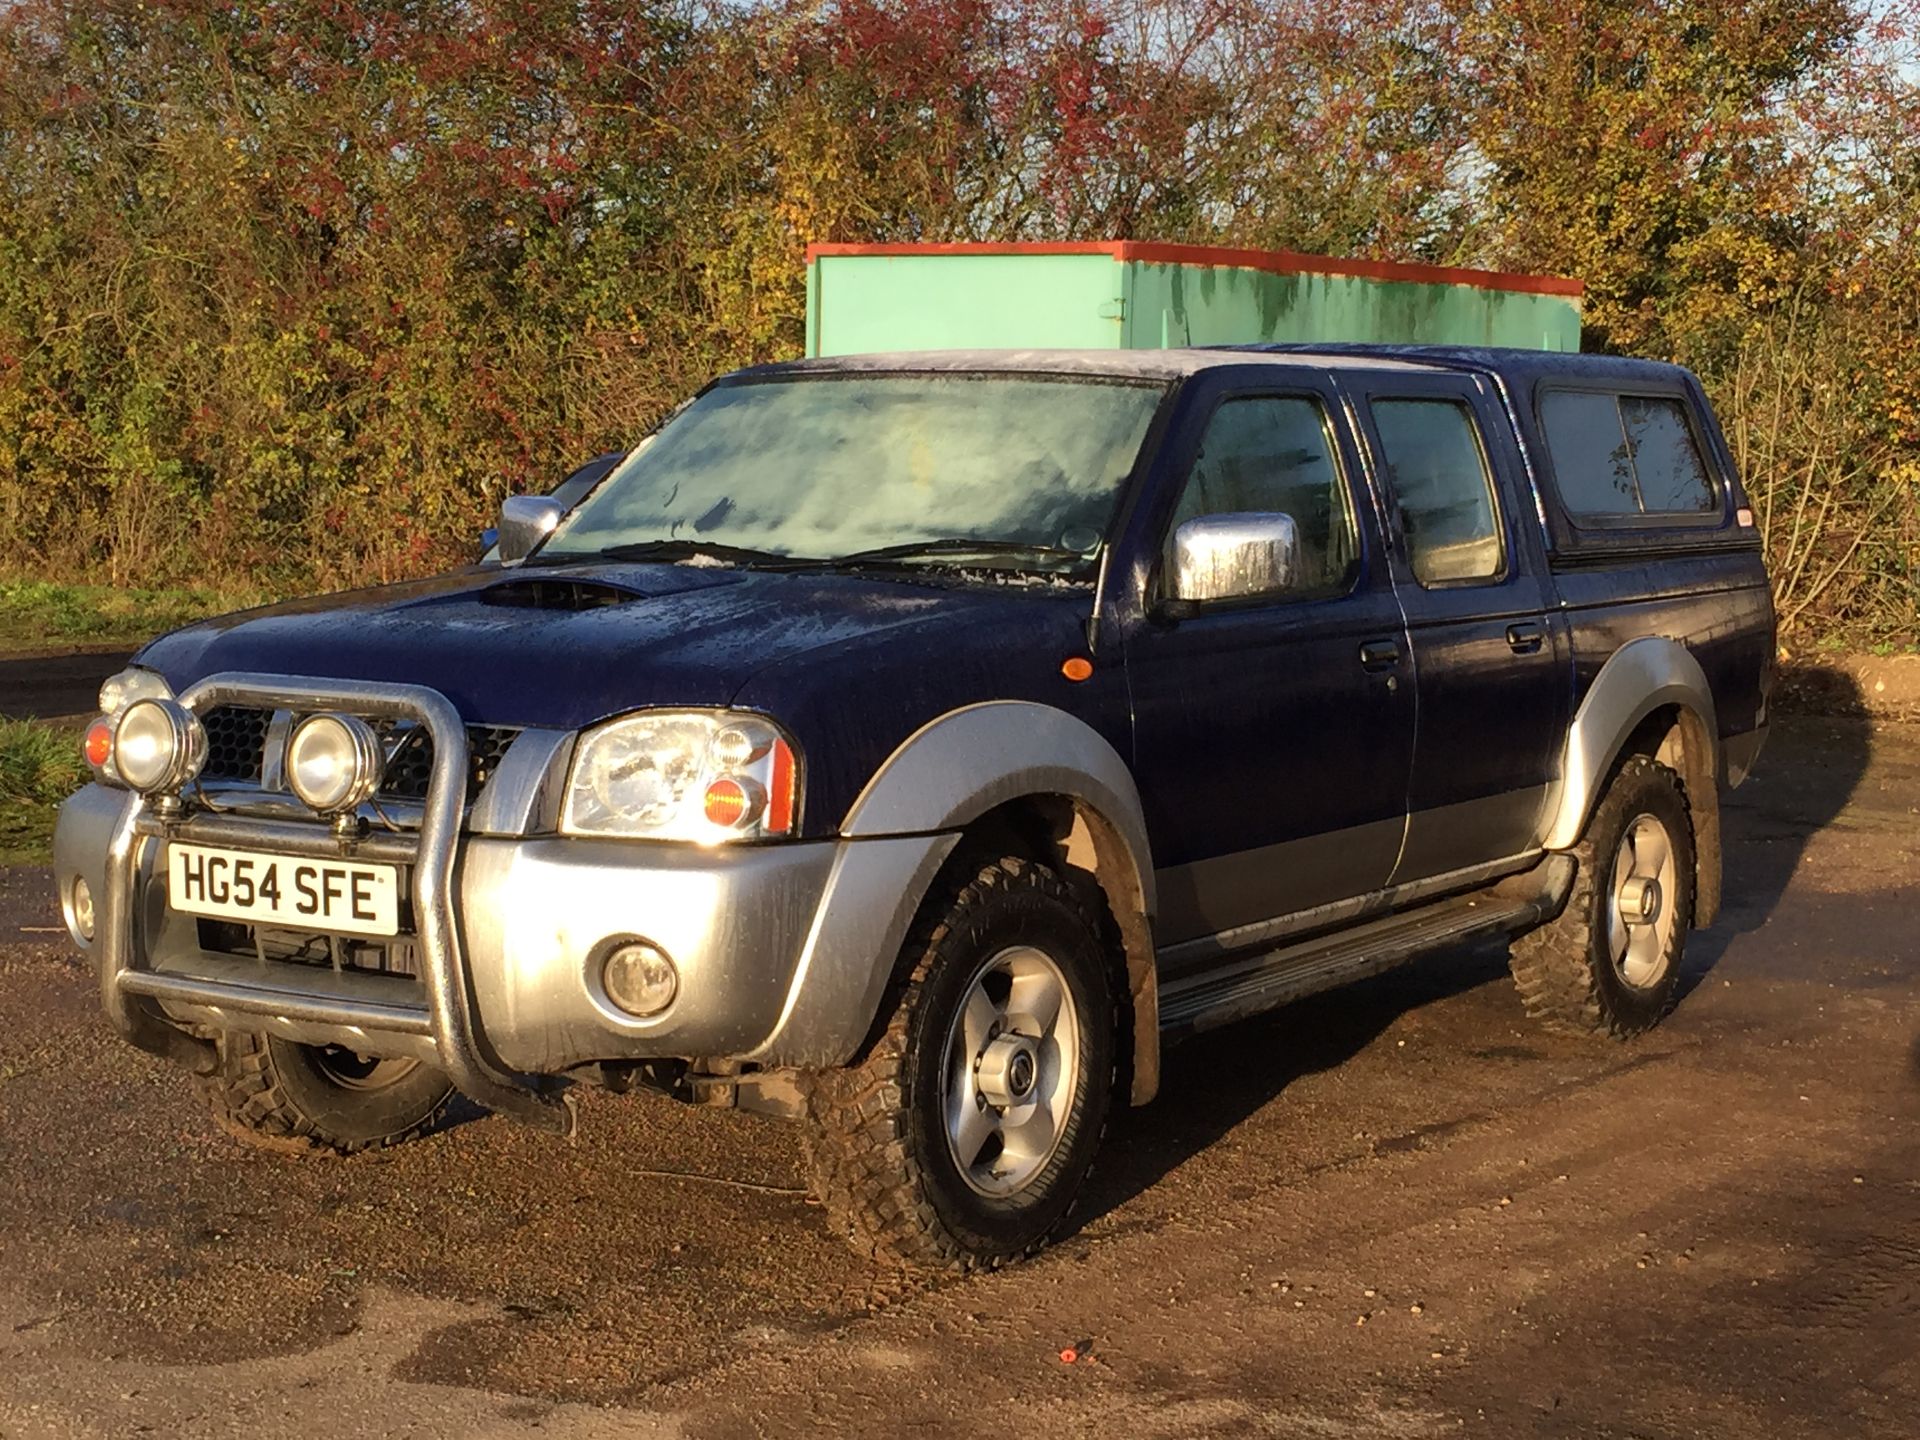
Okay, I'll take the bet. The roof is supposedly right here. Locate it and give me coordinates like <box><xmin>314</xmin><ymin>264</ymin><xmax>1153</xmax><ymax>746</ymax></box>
<box><xmin>805</xmin><ymin>241</ymin><xmax>1585</xmax><ymax>300</ymax></box>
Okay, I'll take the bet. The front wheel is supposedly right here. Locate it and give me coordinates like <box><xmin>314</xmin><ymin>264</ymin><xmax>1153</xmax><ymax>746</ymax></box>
<box><xmin>1509</xmin><ymin>755</ymin><xmax>1696</xmax><ymax>1038</ymax></box>
<box><xmin>803</xmin><ymin>854</ymin><xmax>1117</xmax><ymax>1269</ymax></box>
<box><xmin>197</xmin><ymin>1032</ymin><xmax>456</xmax><ymax>1154</ymax></box>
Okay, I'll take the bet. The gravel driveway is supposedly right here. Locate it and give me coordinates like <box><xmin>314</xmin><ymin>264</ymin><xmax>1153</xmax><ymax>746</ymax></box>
<box><xmin>1</xmin><ymin>714</ymin><xmax>1915</xmax><ymax>1438</ymax></box>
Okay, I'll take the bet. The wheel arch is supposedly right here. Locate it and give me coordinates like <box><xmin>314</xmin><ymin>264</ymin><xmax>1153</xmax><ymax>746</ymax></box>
<box><xmin>1541</xmin><ymin>637</ymin><xmax>1723</xmax><ymax>926</ymax></box>
<box><xmin>841</xmin><ymin>702</ymin><xmax>1162</xmax><ymax>1104</ymax></box>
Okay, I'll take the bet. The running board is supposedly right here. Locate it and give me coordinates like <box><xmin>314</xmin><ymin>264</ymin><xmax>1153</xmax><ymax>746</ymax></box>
<box><xmin>1158</xmin><ymin>854</ymin><xmax>1575</xmax><ymax>1042</ymax></box>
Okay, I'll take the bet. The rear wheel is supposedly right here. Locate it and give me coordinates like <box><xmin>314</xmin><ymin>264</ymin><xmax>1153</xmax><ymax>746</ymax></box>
<box><xmin>1509</xmin><ymin>755</ymin><xmax>1695</xmax><ymax>1038</ymax></box>
<box><xmin>803</xmin><ymin>854</ymin><xmax>1117</xmax><ymax>1269</ymax></box>
<box><xmin>197</xmin><ymin>1032</ymin><xmax>455</xmax><ymax>1154</ymax></box>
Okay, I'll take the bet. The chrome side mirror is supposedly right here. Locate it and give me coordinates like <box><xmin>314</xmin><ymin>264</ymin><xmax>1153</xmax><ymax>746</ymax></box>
<box><xmin>1169</xmin><ymin>512</ymin><xmax>1302</xmax><ymax>605</ymax></box>
<box><xmin>496</xmin><ymin>495</ymin><xmax>563</xmax><ymax>563</ymax></box>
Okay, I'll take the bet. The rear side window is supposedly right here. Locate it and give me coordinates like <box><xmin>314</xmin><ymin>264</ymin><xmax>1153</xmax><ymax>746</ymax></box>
<box><xmin>1369</xmin><ymin>398</ymin><xmax>1504</xmax><ymax>586</ymax></box>
<box><xmin>1539</xmin><ymin>390</ymin><xmax>1717</xmax><ymax>518</ymax></box>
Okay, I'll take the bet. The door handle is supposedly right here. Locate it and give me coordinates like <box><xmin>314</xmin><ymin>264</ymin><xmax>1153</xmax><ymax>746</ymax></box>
<box><xmin>1506</xmin><ymin>622</ymin><xmax>1545</xmax><ymax>655</ymax></box>
<box><xmin>1359</xmin><ymin>639</ymin><xmax>1402</xmax><ymax>671</ymax></box>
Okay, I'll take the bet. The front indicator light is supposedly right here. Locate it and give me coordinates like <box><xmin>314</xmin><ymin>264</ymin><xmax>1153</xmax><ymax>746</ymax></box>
<box><xmin>703</xmin><ymin>775</ymin><xmax>765</xmax><ymax>829</ymax></box>
<box><xmin>112</xmin><ymin>698</ymin><xmax>207</xmax><ymax>794</ymax></box>
<box><xmin>83</xmin><ymin>717</ymin><xmax>115</xmax><ymax>769</ymax></box>
<box><xmin>601</xmin><ymin>941</ymin><xmax>678</xmax><ymax>1018</ymax></box>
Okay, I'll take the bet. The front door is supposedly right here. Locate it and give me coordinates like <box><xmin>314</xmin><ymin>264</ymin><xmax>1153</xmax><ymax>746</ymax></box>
<box><xmin>1341</xmin><ymin>373</ymin><xmax>1569</xmax><ymax>883</ymax></box>
<box><xmin>1121</xmin><ymin>374</ymin><xmax>1415</xmax><ymax>966</ymax></box>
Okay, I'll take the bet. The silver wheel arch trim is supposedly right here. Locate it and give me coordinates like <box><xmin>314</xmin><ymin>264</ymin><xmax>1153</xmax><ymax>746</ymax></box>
<box><xmin>1539</xmin><ymin>636</ymin><xmax>1723</xmax><ymax>926</ymax></box>
<box><xmin>840</xmin><ymin>701</ymin><xmax>1163</xmax><ymax>1105</ymax></box>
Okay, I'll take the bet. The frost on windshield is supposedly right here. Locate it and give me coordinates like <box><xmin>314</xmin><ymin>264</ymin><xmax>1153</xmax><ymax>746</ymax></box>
<box><xmin>544</xmin><ymin>375</ymin><xmax>1163</xmax><ymax>564</ymax></box>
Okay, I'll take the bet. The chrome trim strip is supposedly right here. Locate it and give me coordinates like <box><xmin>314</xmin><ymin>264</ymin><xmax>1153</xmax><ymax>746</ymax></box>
<box><xmin>191</xmin><ymin>785</ymin><xmax>428</xmax><ymax>832</ymax></box>
<box><xmin>135</xmin><ymin>811</ymin><xmax>418</xmax><ymax>864</ymax></box>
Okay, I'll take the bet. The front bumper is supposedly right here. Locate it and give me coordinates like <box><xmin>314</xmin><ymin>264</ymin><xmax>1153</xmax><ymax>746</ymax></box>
<box><xmin>54</xmin><ymin>673</ymin><xmax>956</xmax><ymax>1128</ymax></box>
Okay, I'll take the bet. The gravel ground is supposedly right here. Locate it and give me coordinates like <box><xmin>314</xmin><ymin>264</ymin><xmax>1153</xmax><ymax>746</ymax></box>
<box><xmin>1</xmin><ymin>714</ymin><xmax>1916</xmax><ymax>1438</ymax></box>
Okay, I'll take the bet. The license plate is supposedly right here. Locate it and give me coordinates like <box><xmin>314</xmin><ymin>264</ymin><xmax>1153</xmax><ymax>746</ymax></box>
<box><xmin>167</xmin><ymin>844</ymin><xmax>401</xmax><ymax>938</ymax></box>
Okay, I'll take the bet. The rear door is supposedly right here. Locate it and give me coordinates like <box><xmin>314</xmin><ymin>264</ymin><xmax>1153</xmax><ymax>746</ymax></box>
<box><xmin>1120</xmin><ymin>368</ymin><xmax>1415</xmax><ymax>960</ymax></box>
<box><xmin>1341</xmin><ymin>371</ymin><xmax>1570</xmax><ymax>883</ymax></box>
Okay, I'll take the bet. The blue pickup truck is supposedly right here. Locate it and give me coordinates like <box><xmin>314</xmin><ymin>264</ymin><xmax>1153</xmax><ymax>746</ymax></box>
<box><xmin>54</xmin><ymin>344</ymin><xmax>1773</xmax><ymax>1268</ymax></box>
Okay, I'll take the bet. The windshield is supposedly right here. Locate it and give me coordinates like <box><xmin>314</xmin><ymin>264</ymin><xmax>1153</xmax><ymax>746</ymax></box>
<box><xmin>536</xmin><ymin>373</ymin><xmax>1165</xmax><ymax>571</ymax></box>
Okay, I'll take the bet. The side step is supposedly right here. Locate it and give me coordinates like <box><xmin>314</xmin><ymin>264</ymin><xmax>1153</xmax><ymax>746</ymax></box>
<box><xmin>1158</xmin><ymin>855</ymin><xmax>1575</xmax><ymax>1042</ymax></box>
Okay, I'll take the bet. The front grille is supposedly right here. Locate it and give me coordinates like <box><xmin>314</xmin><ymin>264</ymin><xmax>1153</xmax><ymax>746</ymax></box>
<box><xmin>201</xmin><ymin>706</ymin><xmax>271</xmax><ymax>782</ymax></box>
<box><xmin>194</xmin><ymin>705</ymin><xmax>518</xmax><ymax>803</ymax></box>
<box><xmin>374</xmin><ymin>722</ymin><xmax>521</xmax><ymax>801</ymax></box>
<box><xmin>198</xmin><ymin>919</ymin><xmax>422</xmax><ymax>979</ymax></box>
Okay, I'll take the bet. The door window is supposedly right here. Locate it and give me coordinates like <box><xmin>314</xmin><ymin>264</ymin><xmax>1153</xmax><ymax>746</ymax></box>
<box><xmin>1369</xmin><ymin>399</ymin><xmax>1504</xmax><ymax>586</ymax></box>
<box><xmin>1167</xmin><ymin>396</ymin><xmax>1359</xmax><ymax>600</ymax></box>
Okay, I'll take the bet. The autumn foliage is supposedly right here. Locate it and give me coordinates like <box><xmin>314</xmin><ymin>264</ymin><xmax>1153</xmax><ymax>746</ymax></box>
<box><xmin>0</xmin><ymin>0</ymin><xmax>1915</xmax><ymax>640</ymax></box>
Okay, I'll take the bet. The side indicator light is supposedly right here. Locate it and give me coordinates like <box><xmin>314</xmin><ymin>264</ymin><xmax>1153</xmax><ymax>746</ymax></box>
<box><xmin>766</xmin><ymin>738</ymin><xmax>797</xmax><ymax>834</ymax></box>
<box><xmin>1061</xmin><ymin>657</ymin><xmax>1094</xmax><ymax>683</ymax></box>
<box><xmin>1736</xmin><ymin>507</ymin><xmax>1755</xmax><ymax>528</ymax></box>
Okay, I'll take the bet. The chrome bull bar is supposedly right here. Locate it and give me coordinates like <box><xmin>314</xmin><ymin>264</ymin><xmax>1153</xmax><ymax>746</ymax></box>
<box><xmin>98</xmin><ymin>672</ymin><xmax>574</xmax><ymax>1136</ymax></box>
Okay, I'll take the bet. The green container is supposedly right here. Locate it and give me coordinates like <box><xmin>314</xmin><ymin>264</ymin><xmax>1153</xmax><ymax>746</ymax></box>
<box><xmin>805</xmin><ymin>242</ymin><xmax>1582</xmax><ymax>356</ymax></box>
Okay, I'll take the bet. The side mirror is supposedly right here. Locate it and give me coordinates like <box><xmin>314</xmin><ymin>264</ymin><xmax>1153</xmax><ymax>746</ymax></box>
<box><xmin>496</xmin><ymin>495</ymin><xmax>563</xmax><ymax>563</ymax></box>
<box><xmin>1168</xmin><ymin>512</ymin><xmax>1302</xmax><ymax>606</ymax></box>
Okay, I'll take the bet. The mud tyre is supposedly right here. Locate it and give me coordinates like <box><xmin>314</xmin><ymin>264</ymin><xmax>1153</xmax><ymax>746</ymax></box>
<box><xmin>1509</xmin><ymin>755</ymin><xmax>1695</xmax><ymax>1039</ymax></box>
<box><xmin>803</xmin><ymin>854</ymin><xmax>1118</xmax><ymax>1270</ymax></box>
<box><xmin>197</xmin><ymin>1032</ymin><xmax>456</xmax><ymax>1155</ymax></box>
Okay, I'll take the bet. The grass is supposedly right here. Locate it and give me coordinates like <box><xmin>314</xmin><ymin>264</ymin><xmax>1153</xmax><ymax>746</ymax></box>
<box><xmin>0</xmin><ymin>717</ymin><xmax>87</xmax><ymax>863</ymax></box>
<box><xmin>0</xmin><ymin>579</ymin><xmax>261</xmax><ymax>654</ymax></box>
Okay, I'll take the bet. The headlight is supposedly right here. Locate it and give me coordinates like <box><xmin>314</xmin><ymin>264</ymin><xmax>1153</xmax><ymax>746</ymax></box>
<box><xmin>88</xmin><ymin>667</ymin><xmax>176</xmax><ymax>787</ymax></box>
<box><xmin>98</xmin><ymin>666</ymin><xmax>173</xmax><ymax>716</ymax></box>
<box><xmin>286</xmin><ymin>713</ymin><xmax>385</xmax><ymax>814</ymax></box>
<box><xmin>561</xmin><ymin>711</ymin><xmax>800</xmax><ymax>842</ymax></box>
<box><xmin>112</xmin><ymin>698</ymin><xmax>207</xmax><ymax>794</ymax></box>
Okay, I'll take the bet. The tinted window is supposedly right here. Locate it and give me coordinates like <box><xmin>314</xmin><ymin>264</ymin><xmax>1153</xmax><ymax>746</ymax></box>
<box><xmin>1539</xmin><ymin>391</ymin><xmax>1638</xmax><ymax>515</ymax></box>
<box><xmin>1169</xmin><ymin>396</ymin><xmax>1358</xmax><ymax>598</ymax></box>
<box><xmin>1622</xmin><ymin>397</ymin><xmax>1715</xmax><ymax>512</ymax></box>
<box><xmin>1370</xmin><ymin>399</ymin><xmax>1503</xmax><ymax>585</ymax></box>
<box><xmin>1538</xmin><ymin>390</ymin><xmax>1718</xmax><ymax>518</ymax></box>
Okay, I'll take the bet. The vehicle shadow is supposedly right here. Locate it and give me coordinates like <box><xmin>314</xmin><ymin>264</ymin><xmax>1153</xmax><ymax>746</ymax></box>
<box><xmin>1075</xmin><ymin>672</ymin><xmax>1877</xmax><ymax>1234</ymax></box>
<box><xmin>1076</xmin><ymin>941</ymin><xmax>1514</xmax><ymax>1231</ymax></box>
<box><xmin>1677</xmin><ymin>668</ymin><xmax>1874</xmax><ymax>1000</ymax></box>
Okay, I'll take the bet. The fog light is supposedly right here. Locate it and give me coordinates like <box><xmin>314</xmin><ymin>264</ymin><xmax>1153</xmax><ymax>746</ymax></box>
<box><xmin>67</xmin><ymin>875</ymin><xmax>95</xmax><ymax>944</ymax></box>
<box><xmin>113</xmin><ymin>698</ymin><xmax>207</xmax><ymax>794</ymax></box>
<box><xmin>601</xmin><ymin>941</ymin><xmax>678</xmax><ymax>1018</ymax></box>
<box><xmin>287</xmin><ymin>712</ymin><xmax>384</xmax><ymax>814</ymax></box>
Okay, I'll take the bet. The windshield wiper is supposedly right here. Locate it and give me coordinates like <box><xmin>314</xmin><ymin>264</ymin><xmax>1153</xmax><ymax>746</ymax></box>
<box><xmin>583</xmin><ymin>539</ymin><xmax>795</xmax><ymax>566</ymax></box>
<box><xmin>531</xmin><ymin>536</ymin><xmax>1093</xmax><ymax>574</ymax></box>
<box><xmin>804</xmin><ymin>538</ymin><xmax>1092</xmax><ymax>570</ymax></box>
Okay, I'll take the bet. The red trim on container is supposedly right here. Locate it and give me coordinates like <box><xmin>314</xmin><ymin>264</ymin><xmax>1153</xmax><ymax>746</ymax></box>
<box><xmin>804</xmin><ymin>240</ymin><xmax>1584</xmax><ymax>299</ymax></box>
